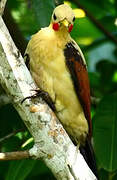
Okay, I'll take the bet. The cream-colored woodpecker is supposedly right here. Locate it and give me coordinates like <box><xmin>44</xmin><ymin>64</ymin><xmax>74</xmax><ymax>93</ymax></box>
<box><xmin>25</xmin><ymin>4</ymin><xmax>97</xmax><ymax>177</ymax></box>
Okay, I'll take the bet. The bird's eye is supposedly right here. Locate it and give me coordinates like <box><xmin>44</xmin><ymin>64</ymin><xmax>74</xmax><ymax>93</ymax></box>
<box><xmin>53</xmin><ymin>13</ymin><xmax>57</xmax><ymax>20</ymax></box>
<box><xmin>73</xmin><ymin>17</ymin><xmax>75</xmax><ymax>22</ymax></box>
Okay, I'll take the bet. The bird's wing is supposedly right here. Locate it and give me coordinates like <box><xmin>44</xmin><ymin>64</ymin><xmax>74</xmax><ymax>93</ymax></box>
<box><xmin>64</xmin><ymin>41</ymin><xmax>92</xmax><ymax>136</ymax></box>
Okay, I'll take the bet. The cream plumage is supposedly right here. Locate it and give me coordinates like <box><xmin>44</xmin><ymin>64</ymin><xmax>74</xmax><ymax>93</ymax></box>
<box><xmin>26</xmin><ymin>5</ymin><xmax>89</xmax><ymax>144</ymax></box>
<box><xmin>25</xmin><ymin>4</ymin><xmax>97</xmax><ymax>177</ymax></box>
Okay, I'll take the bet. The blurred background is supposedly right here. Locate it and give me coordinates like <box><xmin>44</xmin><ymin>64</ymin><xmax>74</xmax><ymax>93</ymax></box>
<box><xmin>0</xmin><ymin>0</ymin><xmax>117</xmax><ymax>179</ymax></box>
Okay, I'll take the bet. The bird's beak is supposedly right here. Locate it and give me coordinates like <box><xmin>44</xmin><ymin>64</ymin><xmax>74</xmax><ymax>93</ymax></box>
<box><xmin>61</xmin><ymin>19</ymin><xmax>69</xmax><ymax>27</ymax></box>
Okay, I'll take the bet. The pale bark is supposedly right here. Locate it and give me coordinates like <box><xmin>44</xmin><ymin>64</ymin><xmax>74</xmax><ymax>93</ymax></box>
<box><xmin>0</xmin><ymin>0</ymin><xmax>7</xmax><ymax>15</ymax></box>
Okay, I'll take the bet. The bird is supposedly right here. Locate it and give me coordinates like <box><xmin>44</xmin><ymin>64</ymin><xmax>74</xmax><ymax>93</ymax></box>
<box><xmin>25</xmin><ymin>4</ymin><xmax>98</xmax><ymax>177</ymax></box>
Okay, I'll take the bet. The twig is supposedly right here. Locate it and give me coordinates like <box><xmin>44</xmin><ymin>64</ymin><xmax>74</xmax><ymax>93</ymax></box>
<box><xmin>71</xmin><ymin>0</ymin><xmax>117</xmax><ymax>45</ymax></box>
<box><xmin>0</xmin><ymin>151</ymin><xmax>30</xmax><ymax>160</ymax></box>
<box><xmin>0</xmin><ymin>0</ymin><xmax>7</xmax><ymax>15</ymax></box>
<box><xmin>0</xmin><ymin>128</ymin><xmax>25</xmax><ymax>143</ymax></box>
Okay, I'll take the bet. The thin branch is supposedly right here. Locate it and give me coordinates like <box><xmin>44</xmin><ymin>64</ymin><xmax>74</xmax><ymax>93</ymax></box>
<box><xmin>71</xmin><ymin>0</ymin><xmax>117</xmax><ymax>45</ymax></box>
<box><xmin>0</xmin><ymin>128</ymin><xmax>25</xmax><ymax>143</ymax></box>
<box><xmin>0</xmin><ymin>0</ymin><xmax>7</xmax><ymax>15</ymax></box>
<box><xmin>0</xmin><ymin>151</ymin><xmax>30</xmax><ymax>160</ymax></box>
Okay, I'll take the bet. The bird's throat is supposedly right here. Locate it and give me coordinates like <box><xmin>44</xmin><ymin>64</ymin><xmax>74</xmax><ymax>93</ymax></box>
<box><xmin>50</xmin><ymin>24</ymin><xmax>70</xmax><ymax>46</ymax></box>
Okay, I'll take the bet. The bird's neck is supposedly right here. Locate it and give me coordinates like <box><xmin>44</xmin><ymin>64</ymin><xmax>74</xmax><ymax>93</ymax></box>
<box><xmin>49</xmin><ymin>24</ymin><xmax>71</xmax><ymax>47</ymax></box>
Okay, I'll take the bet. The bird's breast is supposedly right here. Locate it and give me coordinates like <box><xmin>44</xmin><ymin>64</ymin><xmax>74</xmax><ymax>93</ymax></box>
<box><xmin>29</xmin><ymin>31</ymin><xmax>88</xmax><ymax>144</ymax></box>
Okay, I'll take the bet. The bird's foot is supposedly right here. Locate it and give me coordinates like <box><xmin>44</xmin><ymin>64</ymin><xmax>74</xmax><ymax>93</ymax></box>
<box><xmin>21</xmin><ymin>89</ymin><xmax>56</xmax><ymax>112</ymax></box>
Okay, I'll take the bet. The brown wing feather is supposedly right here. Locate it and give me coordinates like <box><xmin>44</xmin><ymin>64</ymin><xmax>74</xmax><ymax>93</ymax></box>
<box><xmin>64</xmin><ymin>42</ymin><xmax>92</xmax><ymax>136</ymax></box>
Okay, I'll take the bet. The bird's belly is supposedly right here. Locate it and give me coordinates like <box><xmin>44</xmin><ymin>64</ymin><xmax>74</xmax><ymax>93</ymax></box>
<box><xmin>31</xmin><ymin>52</ymin><xmax>88</xmax><ymax>144</ymax></box>
<box><xmin>53</xmin><ymin>71</ymin><xmax>88</xmax><ymax>144</ymax></box>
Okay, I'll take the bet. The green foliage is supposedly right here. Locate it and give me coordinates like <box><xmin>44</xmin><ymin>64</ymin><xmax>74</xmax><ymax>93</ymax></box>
<box><xmin>0</xmin><ymin>104</ymin><xmax>24</xmax><ymax>138</ymax></box>
<box><xmin>71</xmin><ymin>17</ymin><xmax>103</xmax><ymax>43</ymax></box>
<box><xmin>6</xmin><ymin>160</ymin><xmax>36</xmax><ymax>180</ymax></box>
<box><xmin>93</xmin><ymin>93</ymin><xmax>117</xmax><ymax>171</ymax></box>
<box><xmin>1</xmin><ymin>0</ymin><xmax>117</xmax><ymax>179</ymax></box>
<box><xmin>31</xmin><ymin>0</ymin><xmax>56</xmax><ymax>29</ymax></box>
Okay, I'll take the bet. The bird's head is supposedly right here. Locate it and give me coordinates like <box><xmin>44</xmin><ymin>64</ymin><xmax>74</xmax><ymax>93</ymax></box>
<box><xmin>51</xmin><ymin>4</ymin><xmax>75</xmax><ymax>33</ymax></box>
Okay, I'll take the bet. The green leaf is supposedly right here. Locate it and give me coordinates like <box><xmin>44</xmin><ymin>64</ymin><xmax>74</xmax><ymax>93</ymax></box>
<box><xmin>100</xmin><ymin>15</ymin><xmax>116</xmax><ymax>32</ymax></box>
<box><xmin>113</xmin><ymin>171</ymin><xmax>117</xmax><ymax>180</ymax></box>
<box><xmin>6</xmin><ymin>160</ymin><xmax>36</xmax><ymax>180</ymax></box>
<box><xmin>0</xmin><ymin>104</ymin><xmax>24</xmax><ymax>138</ymax></box>
<box><xmin>89</xmin><ymin>72</ymin><xmax>100</xmax><ymax>88</ymax></box>
<box><xmin>26</xmin><ymin>160</ymin><xmax>53</xmax><ymax>178</ymax></box>
<box><xmin>78</xmin><ymin>0</ymin><xmax>116</xmax><ymax>18</ymax></box>
<box><xmin>88</xmin><ymin>42</ymin><xmax>117</xmax><ymax>72</ymax></box>
<box><xmin>88</xmin><ymin>72</ymin><xmax>102</xmax><ymax>97</ymax></box>
<box><xmin>0</xmin><ymin>162</ymin><xmax>9</xmax><ymax>179</ymax></box>
<box><xmin>93</xmin><ymin>92</ymin><xmax>117</xmax><ymax>171</ymax></box>
<box><xmin>32</xmin><ymin>0</ymin><xmax>55</xmax><ymax>29</ymax></box>
<box><xmin>96</xmin><ymin>60</ymin><xmax>117</xmax><ymax>91</ymax></box>
<box><xmin>71</xmin><ymin>17</ymin><xmax>103</xmax><ymax>45</ymax></box>
<box><xmin>1</xmin><ymin>136</ymin><xmax>21</xmax><ymax>152</ymax></box>
<box><xmin>98</xmin><ymin>169</ymin><xmax>109</xmax><ymax>180</ymax></box>
<box><xmin>7</xmin><ymin>0</ymin><xmax>21</xmax><ymax>10</ymax></box>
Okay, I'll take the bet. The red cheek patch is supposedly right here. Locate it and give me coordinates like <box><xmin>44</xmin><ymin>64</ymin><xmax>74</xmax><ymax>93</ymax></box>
<box><xmin>52</xmin><ymin>23</ymin><xmax>59</xmax><ymax>31</ymax></box>
<box><xmin>68</xmin><ymin>24</ymin><xmax>73</xmax><ymax>32</ymax></box>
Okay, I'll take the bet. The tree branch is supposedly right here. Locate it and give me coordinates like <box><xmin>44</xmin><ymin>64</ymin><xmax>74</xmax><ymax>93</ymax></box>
<box><xmin>0</xmin><ymin>6</ymin><xmax>97</xmax><ymax>180</ymax></box>
<box><xmin>0</xmin><ymin>151</ymin><xmax>30</xmax><ymax>160</ymax></box>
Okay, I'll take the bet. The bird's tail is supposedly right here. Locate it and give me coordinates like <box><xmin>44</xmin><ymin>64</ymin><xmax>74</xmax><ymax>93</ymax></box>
<box><xmin>79</xmin><ymin>138</ymin><xmax>99</xmax><ymax>179</ymax></box>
